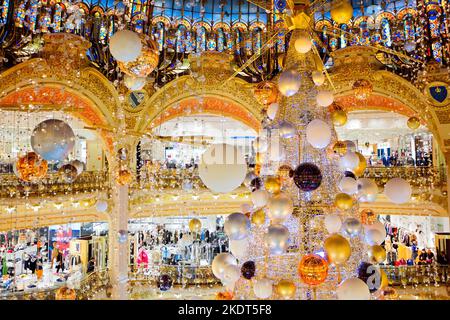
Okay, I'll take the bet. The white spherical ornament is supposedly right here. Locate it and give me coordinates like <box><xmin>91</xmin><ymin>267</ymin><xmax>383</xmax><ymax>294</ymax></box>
<box><xmin>339</xmin><ymin>151</ymin><xmax>359</xmax><ymax>171</ymax></box>
<box><xmin>324</xmin><ymin>214</ymin><xmax>342</xmax><ymax>234</ymax></box>
<box><xmin>316</xmin><ymin>90</ymin><xmax>334</xmax><ymax>107</ymax></box>
<box><xmin>124</xmin><ymin>74</ymin><xmax>147</xmax><ymax>91</ymax></box>
<box><xmin>312</xmin><ymin>71</ymin><xmax>325</xmax><ymax>86</ymax></box>
<box><xmin>224</xmin><ymin>212</ymin><xmax>250</xmax><ymax>240</ymax></box>
<box><xmin>267</xmin><ymin>192</ymin><xmax>293</xmax><ymax>223</ymax></box>
<box><xmin>337</xmin><ymin>278</ymin><xmax>370</xmax><ymax>300</ymax></box>
<box><xmin>222</xmin><ymin>264</ymin><xmax>241</xmax><ymax>284</ymax></box>
<box><xmin>364</xmin><ymin>229</ymin><xmax>384</xmax><ymax>245</ymax></box>
<box><xmin>342</xmin><ymin>217</ymin><xmax>362</xmax><ymax>238</ymax></box>
<box><xmin>278</xmin><ymin>69</ymin><xmax>301</xmax><ymax>97</ymax></box>
<box><xmin>109</xmin><ymin>30</ymin><xmax>142</xmax><ymax>63</ymax></box>
<box><xmin>229</xmin><ymin>238</ymin><xmax>249</xmax><ymax>260</ymax></box>
<box><xmin>212</xmin><ymin>253</ymin><xmax>237</xmax><ymax>280</ymax></box>
<box><xmin>306</xmin><ymin>119</ymin><xmax>331</xmax><ymax>149</ymax></box>
<box><xmin>357</xmin><ymin>178</ymin><xmax>378</xmax><ymax>202</ymax></box>
<box><xmin>338</xmin><ymin>176</ymin><xmax>357</xmax><ymax>195</ymax></box>
<box><xmin>294</xmin><ymin>33</ymin><xmax>312</xmax><ymax>53</ymax></box>
<box><xmin>266</xmin><ymin>103</ymin><xmax>279</xmax><ymax>120</ymax></box>
<box><xmin>95</xmin><ymin>200</ymin><xmax>108</xmax><ymax>213</ymax></box>
<box><xmin>384</xmin><ymin>178</ymin><xmax>412</xmax><ymax>204</ymax></box>
<box><xmin>278</xmin><ymin>120</ymin><xmax>297</xmax><ymax>139</ymax></box>
<box><xmin>251</xmin><ymin>189</ymin><xmax>270</xmax><ymax>208</ymax></box>
<box><xmin>253</xmin><ymin>278</ymin><xmax>273</xmax><ymax>298</ymax></box>
<box><xmin>31</xmin><ymin>119</ymin><xmax>76</xmax><ymax>161</ymax></box>
<box><xmin>265</xmin><ymin>224</ymin><xmax>289</xmax><ymax>255</ymax></box>
<box><xmin>198</xmin><ymin>144</ymin><xmax>247</xmax><ymax>193</ymax></box>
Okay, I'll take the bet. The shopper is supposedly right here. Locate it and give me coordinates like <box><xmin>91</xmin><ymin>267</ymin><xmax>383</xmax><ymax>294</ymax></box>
<box><xmin>426</xmin><ymin>249</ymin><xmax>435</xmax><ymax>264</ymax></box>
<box><xmin>437</xmin><ymin>251</ymin><xmax>448</xmax><ymax>265</ymax></box>
<box><xmin>87</xmin><ymin>257</ymin><xmax>96</xmax><ymax>273</ymax></box>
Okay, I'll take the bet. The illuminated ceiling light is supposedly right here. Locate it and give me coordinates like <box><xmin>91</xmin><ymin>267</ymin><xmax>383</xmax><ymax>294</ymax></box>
<box><xmin>230</xmin><ymin>193</ymin><xmax>237</xmax><ymax>199</ymax></box>
<box><xmin>5</xmin><ymin>206</ymin><xmax>16</xmax><ymax>214</ymax></box>
<box><xmin>212</xmin><ymin>194</ymin><xmax>220</xmax><ymax>200</ymax></box>
<box><xmin>172</xmin><ymin>195</ymin><xmax>179</xmax><ymax>201</ymax></box>
<box><xmin>53</xmin><ymin>202</ymin><xmax>63</xmax><ymax>209</ymax></box>
<box><xmin>192</xmin><ymin>195</ymin><xmax>200</xmax><ymax>200</ymax></box>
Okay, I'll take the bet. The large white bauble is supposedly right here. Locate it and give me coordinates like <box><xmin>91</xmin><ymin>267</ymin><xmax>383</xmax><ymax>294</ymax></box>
<box><xmin>109</xmin><ymin>30</ymin><xmax>142</xmax><ymax>63</ymax></box>
<box><xmin>265</xmin><ymin>224</ymin><xmax>289</xmax><ymax>255</ymax></box>
<box><xmin>278</xmin><ymin>120</ymin><xmax>297</xmax><ymax>139</ymax></box>
<box><xmin>338</xmin><ymin>176</ymin><xmax>358</xmax><ymax>195</ymax></box>
<box><xmin>294</xmin><ymin>33</ymin><xmax>312</xmax><ymax>53</ymax></box>
<box><xmin>251</xmin><ymin>189</ymin><xmax>270</xmax><ymax>208</ymax></box>
<box><xmin>267</xmin><ymin>103</ymin><xmax>279</xmax><ymax>120</ymax></box>
<box><xmin>267</xmin><ymin>192</ymin><xmax>293</xmax><ymax>223</ymax></box>
<box><xmin>31</xmin><ymin>119</ymin><xmax>76</xmax><ymax>161</ymax></box>
<box><xmin>384</xmin><ymin>178</ymin><xmax>412</xmax><ymax>204</ymax></box>
<box><xmin>229</xmin><ymin>238</ymin><xmax>249</xmax><ymax>260</ymax></box>
<box><xmin>316</xmin><ymin>90</ymin><xmax>334</xmax><ymax>107</ymax></box>
<box><xmin>212</xmin><ymin>253</ymin><xmax>237</xmax><ymax>280</ymax></box>
<box><xmin>336</xmin><ymin>278</ymin><xmax>371</xmax><ymax>300</ymax></box>
<box><xmin>95</xmin><ymin>200</ymin><xmax>108</xmax><ymax>212</ymax></box>
<box><xmin>278</xmin><ymin>69</ymin><xmax>301</xmax><ymax>97</ymax></box>
<box><xmin>124</xmin><ymin>74</ymin><xmax>147</xmax><ymax>91</ymax></box>
<box><xmin>222</xmin><ymin>264</ymin><xmax>241</xmax><ymax>284</ymax></box>
<box><xmin>306</xmin><ymin>119</ymin><xmax>331</xmax><ymax>149</ymax></box>
<box><xmin>324</xmin><ymin>214</ymin><xmax>342</xmax><ymax>233</ymax></box>
<box><xmin>253</xmin><ymin>278</ymin><xmax>273</xmax><ymax>298</ymax></box>
<box><xmin>364</xmin><ymin>229</ymin><xmax>384</xmax><ymax>245</ymax></box>
<box><xmin>339</xmin><ymin>151</ymin><xmax>359</xmax><ymax>171</ymax></box>
<box><xmin>312</xmin><ymin>71</ymin><xmax>325</xmax><ymax>86</ymax></box>
<box><xmin>357</xmin><ymin>178</ymin><xmax>378</xmax><ymax>202</ymax></box>
<box><xmin>224</xmin><ymin>212</ymin><xmax>250</xmax><ymax>240</ymax></box>
<box><xmin>198</xmin><ymin>144</ymin><xmax>247</xmax><ymax>193</ymax></box>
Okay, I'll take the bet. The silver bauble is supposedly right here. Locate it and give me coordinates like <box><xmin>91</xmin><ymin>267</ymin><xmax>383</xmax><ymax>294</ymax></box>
<box><xmin>212</xmin><ymin>253</ymin><xmax>237</xmax><ymax>280</ymax></box>
<box><xmin>278</xmin><ymin>120</ymin><xmax>297</xmax><ymax>139</ymax></box>
<box><xmin>265</xmin><ymin>224</ymin><xmax>289</xmax><ymax>255</ymax></box>
<box><xmin>224</xmin><ymin>212</ymin><xmax>250</xmax><ymax>240</ymax></box>
<box><xmin>59</xmin><ymin>163</ymin><xmax>78</xmax><ymax>183</ymax></box>
<box><xmin>31</xmin><ymin>119</ymin><xmax>75</xmax><ymax>161</ymax></box>
<box><xmin>342</xmin><ymin>217</ymin><xmax>362</xmax><ymax>238</ymax></box>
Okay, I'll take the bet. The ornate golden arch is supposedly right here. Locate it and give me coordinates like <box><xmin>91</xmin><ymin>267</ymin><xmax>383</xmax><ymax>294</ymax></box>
<box><xmin>134</xmin><ymin>74</ymin><xmax>264</xmax><ymax>133</ymax></box>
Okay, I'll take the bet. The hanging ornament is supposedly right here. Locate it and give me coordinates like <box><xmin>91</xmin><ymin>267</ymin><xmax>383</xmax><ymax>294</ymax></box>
<box><xmin>241</xmin><ymin>261</ymin><xmax>256</xmax><ymax>280</ymax></box>
<box><xmin>342</xmin><ymin>217</ymin><xmax>362</xmax><ymax>237</ymax></box>
<box><xmin>407</xmin><ymin>116</ymin><xmax>420</xmax><ymax>130</ymax></box>
<box><xmin>332</xmin><ymin>141</ymin><xmax>347</xmax><ymax>156</ymax></box>
<box><xmin>316</xmin><ymin>90</ymin><xmax>334</xmax><ymax>107</ymax></box>
<box><xmin>265</xmin><ymin>224</ymin><xmax>289</xmax><ymax>255</ymax></box>
<box><xmin>298</xmin><ymin>254</ymin><xmax>328</xmax><ymax>286</ymax></box>
<box><xmin>31</xmin><ymin>119</ymin><xmax>75</xmax><ymax>161</ymax></box>
<box><xmin>293</xmin><ymin>162</ymin><xmax>322</xmax><ymax>191</ymax></box>
<box><xmin>306</xmin><ymin>119</ymin><xmax>331</xmax><ymax>149</ymax></box>
<box><xmin>158</xmin><ymin>274</ymin><xmax>173</xmax><ymax>291</ymax></box>
<box><xmin>311</xmin><ymin>70</ymin><xmax>325</xmax><ymax>86</ymax></box>
<box><xmin>251</xmin><ymin>189</ymin><xmax>270</xmax><ymax>207</ymax></box>
<box><xmin>368</xmin><ymin>245</ymin><xmax>387</xmax><ymax>264</ymax></box>
<box><xmin>188</xmin><ymin>218</ymin><xmax>202</xmax><ymax>233</ymax></box>
<box><xmin>224</xmin><ymin>213</ymin><xmax>250</xmax><ymax>240</ymax></box>
<box><xmin>324</xmin><ymin>214</ymin><xmax>342</xmax><ymax>233</ymax></box>
<box><xmin>15</xmin><ymin>152</ymin><xmax>48</xmax><ymax>182</ymax></box>
<box><xmin>337</xmin><ymin>278</ymin><xmax>370</xmax><ymax>300</ymax></box>
<box><xmin>251</xmin><ymin>208</ymin><xmax>266</xmax><ymax>226</ymax></box>
<box><xmin>275</xmin><ymin>280</ymin><xmax>296</xmax><ymax>299</ymax></box>
<box><xmin>253</xmin><ymin>278</ymin><xmax>273</xmax><ymax>298</ymax></box>
<box><xmin>267</xmin><ymin>192</ymin><xmax>293</xmax><ymax>223</ymax></box>
<box><xmin>109</xmin><ymin>30</ymin><xmax>142</xmax><ymax>62</ymax></box>
<box><xmin>357</xmin><ymin>178</ymin><xmax>378</xmax><ymax>202</ymax></box>
<box><xmin>212</xmin><ymin>253</ymin><xmax>237</xmax><ymax>280</ymax></box>
<box><xmin>353</xmin><ymin>152</ymin><xmax>367</xmax><ymax>177</ymax></box>
<box><xmin>338</xmin><ymin>176</ymin><xmax>357</xmax><ymax>195</ymax></box>
<box><xmin>324</xmin><ymin>234</ymin><xmax>351</xmax><ymax>265</ymax></box>
<box><xmin>278</xmin><ymin>69</ymin><xmax>301</xmax><ymax>97</ymax></box>
<box><xmin>330</xmin><ymin>0</ymin><xmax>353</xmax><ymax>24</ymax></box>
<box><xmin>59</xmin><ymin>163</ymin><xmax>79</xmax><ymax>183</ymax></box>
<box><xmin>331</xmin><ymin>110</ymin><xmax>348</xmax><ymax>126</ymax></box>
<box><xmin>116</xmin><ymin>169</ymin><xmax>132</xmax><ymax>186</ymax></box>
<box><xmin>278</xmin><ymin>120</ymin><xmax>297</xmax><ymax>139</ymax></box>
<box><xmin>254</xmin><ymin>81</ymin><xmax>279</xmax><ymax>105</ymax></box>
<box><xmin>384</xmin><ymin>178</ymin><xmax>412</xmax><ymax>204</ymax></box>
<box><xmin>264</xmin><ymin>176</ymin><xmax>282</xmax><ymax>194</ymax></box>
<box><xmin>294</xmin><ymin>31</ymin><xmax>312</xmax><ymax>53</ymax></box>
<box><xmin>334</xmin><ymin>193</ymin><xmax>354</xmax><ymax>210</ymax></box>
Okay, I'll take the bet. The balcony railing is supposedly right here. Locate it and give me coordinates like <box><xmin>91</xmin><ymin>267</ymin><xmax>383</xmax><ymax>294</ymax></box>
<box><xmin>0</xmin><ymin>171</ymin><xmax>109</xmax><ymax>198</ymax></box>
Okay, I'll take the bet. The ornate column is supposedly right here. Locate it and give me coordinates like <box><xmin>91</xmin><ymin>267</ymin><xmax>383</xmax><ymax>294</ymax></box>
<box><xmin>109</xmin><ymin>182</ymin><xmax>129</xmax><ymax>300</ymax></box>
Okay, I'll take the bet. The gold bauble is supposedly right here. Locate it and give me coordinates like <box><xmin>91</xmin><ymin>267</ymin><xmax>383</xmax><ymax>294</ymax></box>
<box><xmin>332</xmin><ymin>141</ymin><xmax>347</xmax><ymax>156</ymax></box>
<box><xmin>353</xmin><ymin>152</ymin><xmax>367</xmax><ymax>177</ymax></box>
<box><xmin>251</xmin><ymin>208</ymin><xmax>266</xmax><ymax>226</ymax></box>
<box><xmin>117</xmin><ymin>37</ymin><xmax>159</xmax><ymax>78</ymax></box>
<box><xmin>298</xmin><ymin>254</ymin><xmax>328</xmax><ymax>286</ymax></box>
<box><xmin>264</xmin><ymin>176</ymin><xmax>281</xmax><ymax>193</ymax></box>
<box><xmin>16</xmin><ymin>152</ymin><xmax>48</xmax><ymax>182</ymax></box>
<box><xmin>330</xmin><ymin>1</ymin><xmax>353</xmax><ymax>24</ymax></box>
<box><xmin>331</xmin><ymin>110</ymin><xmax>348</xmax><ymax>127</ymax></box>
<box><xmin>116</xmin><ymin>169</ymin><xmax>132</xmax><ymax>186</ymax></box>
<box><xmin>407</xmin><ymin>116</ymin><xmax>420</xmax><ymax>130</ymax></box>
<box><xmin>189</xmin><ymin>218</ymin><xmax>202</xmax><ymax>233</ymax></box>
<box><xmin>324</xmin><ymin>234</ymin><xmax>351</xmax><ymax>265</ymax></box>
<box><xmin>276</xmin><ymin>279</ymin><xmax>296</xmax><ymax>299</ymax></box>
<box><xmin>334</xmin><ymin>193</ymin><xmax>354</xmax><ymax>210</ymax></box>
<box><xmin>254</xmin><ymin>81</ymin><xmax>279</xmax><ymax>106</ymax></box>
<box><xmin>368</xmin><ymin>245</ymin><xmax>386</xmax><ymax>264</ymax></box>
